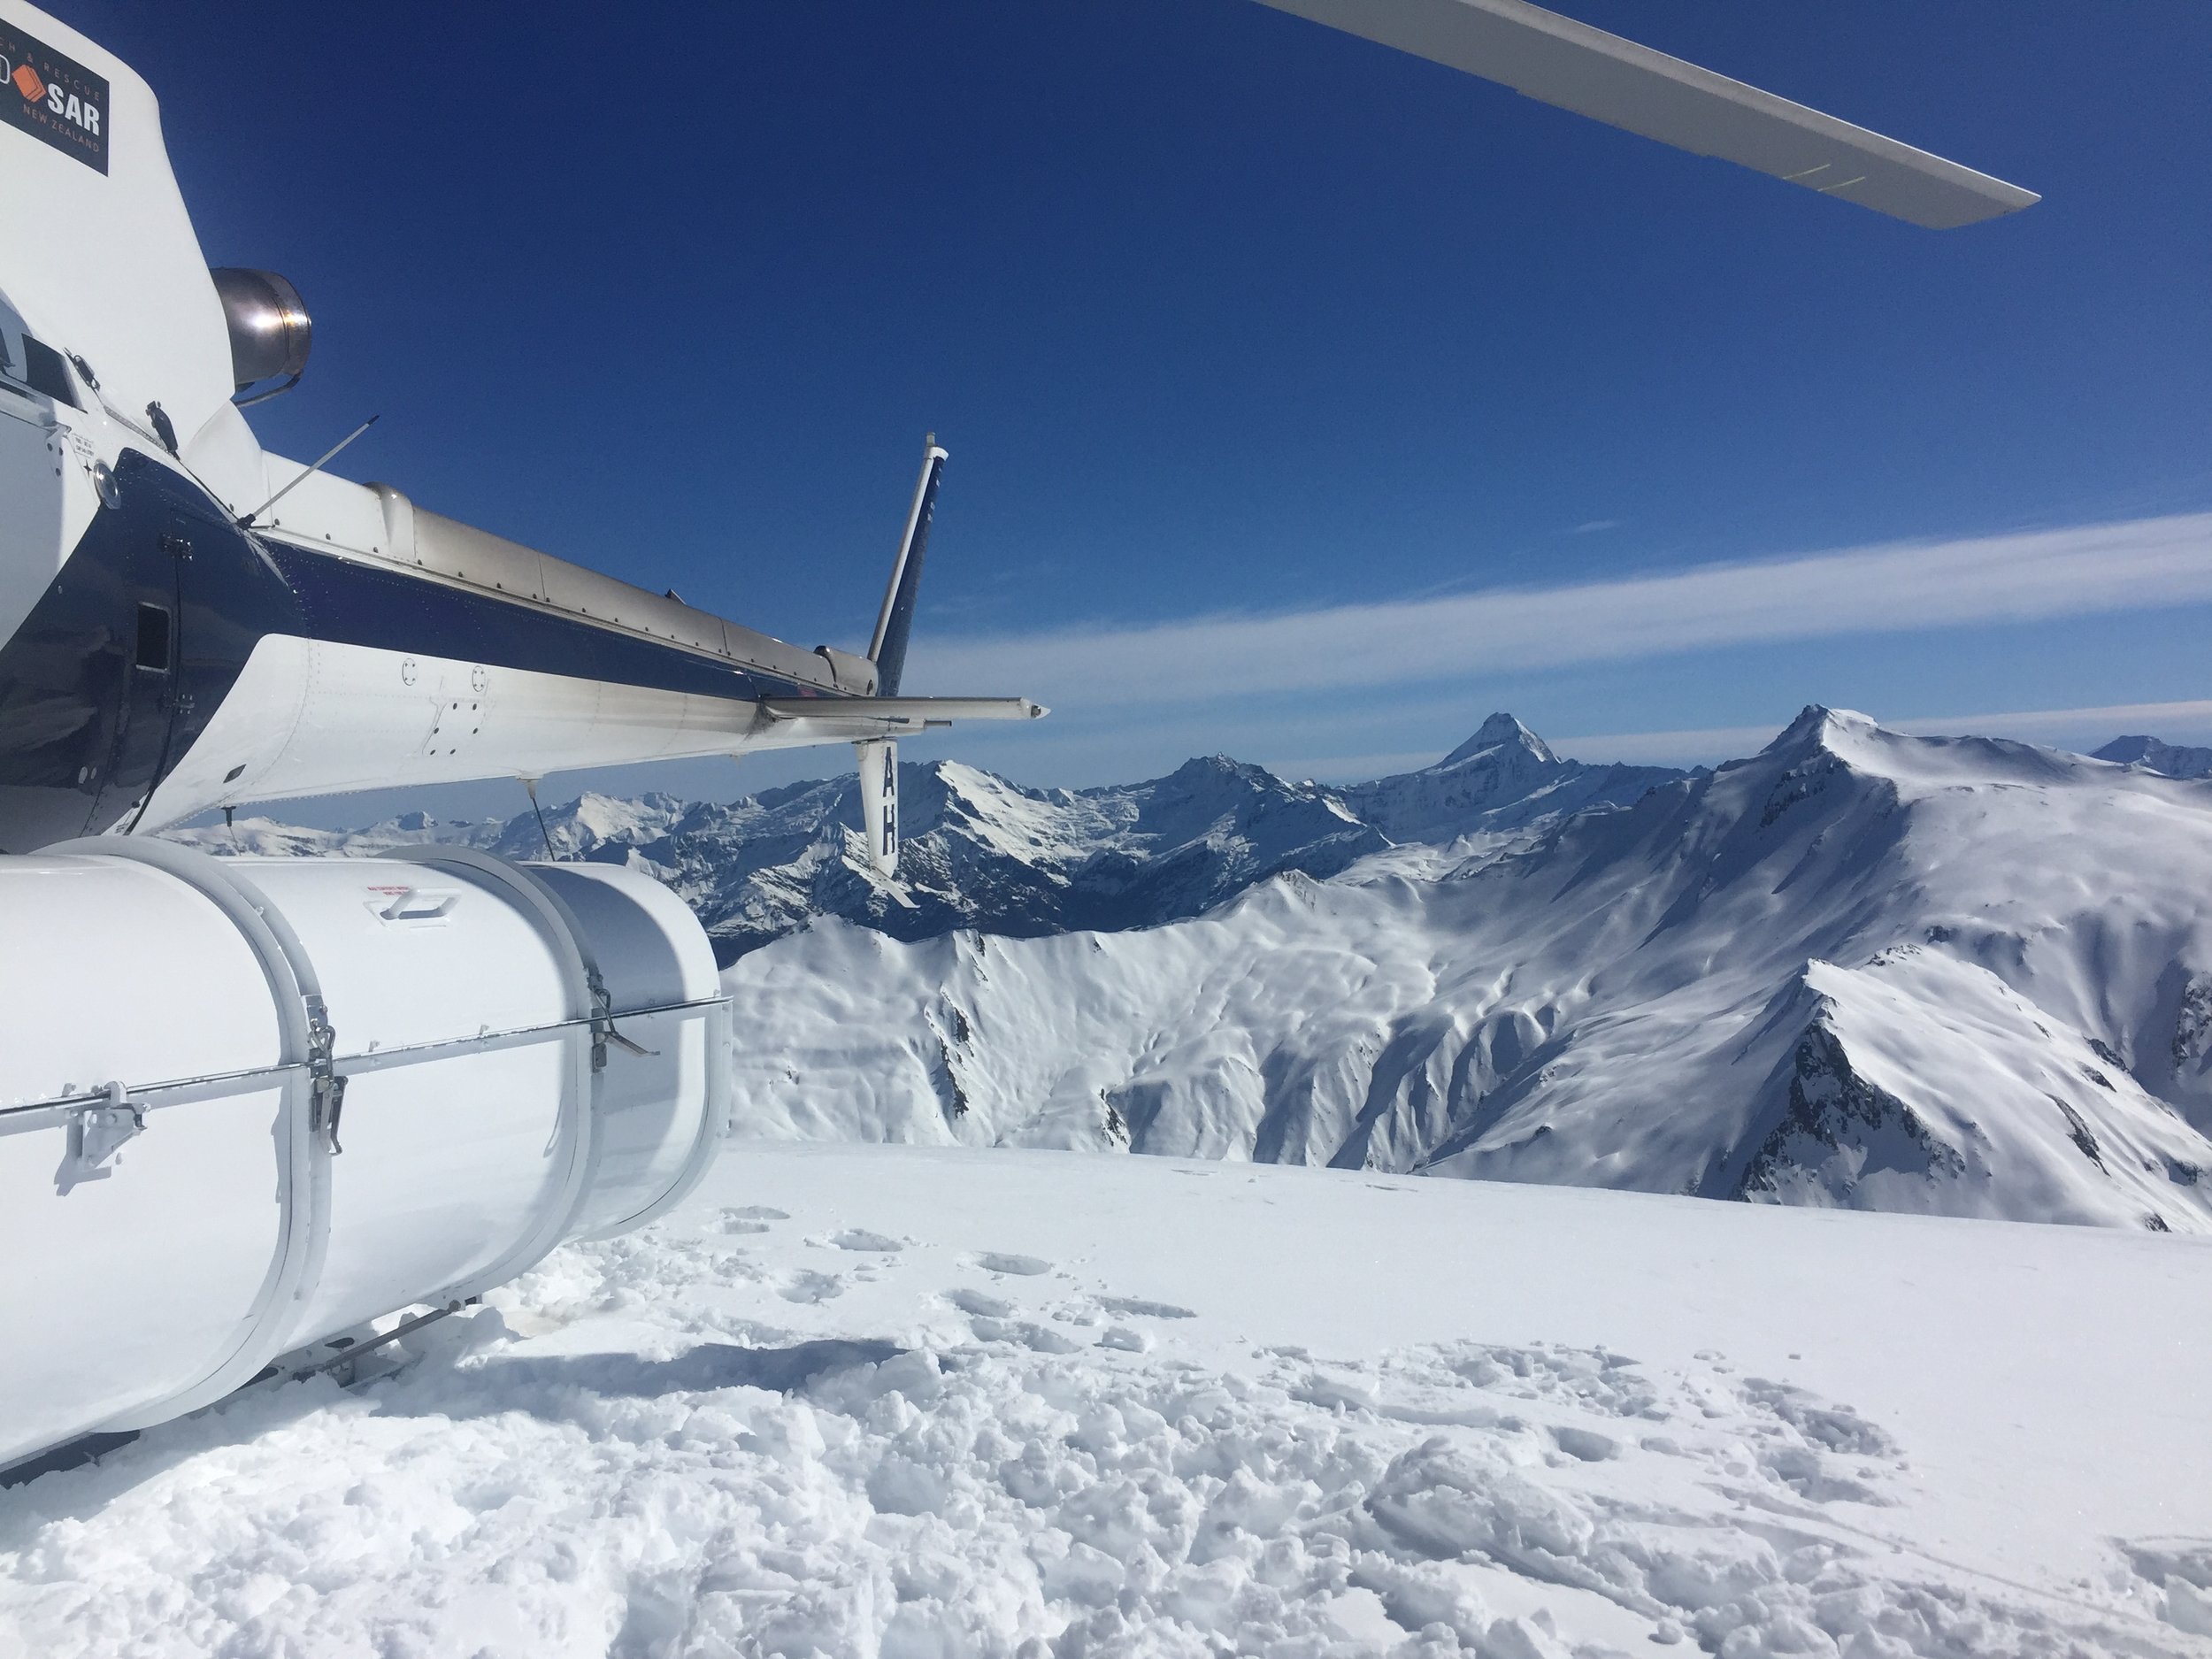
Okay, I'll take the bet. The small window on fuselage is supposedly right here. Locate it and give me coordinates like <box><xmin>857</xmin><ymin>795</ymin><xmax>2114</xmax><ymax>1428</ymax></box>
<box><xmin>17</xmin><ymin>335</ymin><xmax>78</xmax><ymax>409</ymax></box>
<box><xmin>134</xmin><ymin>603</ymin><xmax>172</xmax><ymax>672</ymax></box>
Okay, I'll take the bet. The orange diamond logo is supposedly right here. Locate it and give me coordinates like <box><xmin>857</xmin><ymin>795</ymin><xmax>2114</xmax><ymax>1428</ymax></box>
<box><xmin>11</xmin><ymin>63</ymin><xmax>44</xmax><ymax>103</ymax></box>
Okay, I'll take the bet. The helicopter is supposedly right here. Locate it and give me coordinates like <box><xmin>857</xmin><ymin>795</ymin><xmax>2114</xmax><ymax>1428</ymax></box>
<box><xmin>0</xmin><ymin>0</ymin><xmax>2032</xmax><ymax>1475</ymax></box>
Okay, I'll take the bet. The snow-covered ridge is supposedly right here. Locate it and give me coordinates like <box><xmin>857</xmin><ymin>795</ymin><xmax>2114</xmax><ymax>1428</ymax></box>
<box><xmin>169</xmin><ymin>715</ymin><xmax>1678</xmax><ymax>961</ymax></box>
<box><xmin>726</xmin><ymin>709</ymin><xmax>2212</xmax><ymax>1232</ymax></box>
<box><xmin>2098</xmin><ymin>733</ymin><xmax>2212</xmax><ymax>780</ymax></box>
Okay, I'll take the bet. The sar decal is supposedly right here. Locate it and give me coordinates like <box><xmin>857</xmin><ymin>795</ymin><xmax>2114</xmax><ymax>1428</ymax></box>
<box><xmin>0</xmin><ymin>19</ymin><xmax>108</xmax><ymax>173</ymax></box>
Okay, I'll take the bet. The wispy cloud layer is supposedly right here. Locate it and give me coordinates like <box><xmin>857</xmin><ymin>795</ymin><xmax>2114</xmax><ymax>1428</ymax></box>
<box><xmin>916</xmin><ymin>513</ymin><xmax>2212</xmax><ymax>706</ymax></box>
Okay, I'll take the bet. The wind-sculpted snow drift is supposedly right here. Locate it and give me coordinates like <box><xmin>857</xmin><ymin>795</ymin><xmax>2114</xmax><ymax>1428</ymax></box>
<box><xmin>727</xmin><ymin>710</ymin><xmax>2212</xmax><ymax>1232</ymax></box>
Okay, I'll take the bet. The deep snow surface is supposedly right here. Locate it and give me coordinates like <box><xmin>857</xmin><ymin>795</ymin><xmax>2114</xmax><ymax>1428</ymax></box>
<box><xmin>4</xmin><ymin>1146</ymin><xmax>2208</xmax><ymax>1656</ymax></box>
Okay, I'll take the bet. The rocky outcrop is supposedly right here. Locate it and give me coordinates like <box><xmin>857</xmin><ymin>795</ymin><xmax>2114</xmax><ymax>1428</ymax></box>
<box><xmin>1732</xmin><ymin>1014</ymin><xmax>1967</xmax><ymax>1204</ymax></box>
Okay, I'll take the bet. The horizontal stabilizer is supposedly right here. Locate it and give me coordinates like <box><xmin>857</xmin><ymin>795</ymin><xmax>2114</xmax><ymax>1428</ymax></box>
<box><xmin>1252</xmin><ymin>0</ymin><xmax>2038</xmax><ymax>228</ymax></box>
<box><xmin>758</xmin><ymin>695</ymin><xmax>1048</xmax><ymax>738</ymax></box>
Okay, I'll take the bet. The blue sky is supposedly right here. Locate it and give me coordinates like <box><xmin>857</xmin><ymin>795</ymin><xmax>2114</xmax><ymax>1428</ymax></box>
<box><xmin>55</xmin><ymin>0</ymin><xmax>2212</xmax><ymax>819</ymax></box>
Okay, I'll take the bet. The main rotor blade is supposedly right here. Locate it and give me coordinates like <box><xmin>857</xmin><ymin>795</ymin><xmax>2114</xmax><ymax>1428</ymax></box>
<box><xmin>1250</xmin><ymin>0</ymin><xmax>2038</xmax><ymax>228</ymax></box>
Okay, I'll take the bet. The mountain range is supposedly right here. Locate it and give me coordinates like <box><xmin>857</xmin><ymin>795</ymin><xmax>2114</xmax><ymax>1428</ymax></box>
<box><xmin>721</xmin><ymin>710</ymin><xmax>2212</xmax><ymax>1233</ymax></box>
<box><xmin>176</xmin><ymin>713</ymin><xmax>1683</xmax><ymax>961</ymax></box>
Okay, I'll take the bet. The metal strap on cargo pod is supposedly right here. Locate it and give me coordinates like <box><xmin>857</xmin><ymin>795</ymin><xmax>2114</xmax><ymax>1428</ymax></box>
<box><xmin>41</xmin><ymin>838</ymin><xmax>336</xmax><ymax>1429</ymax></box>
<box><xmin>373</xmin><ymin>848</ymin><xmax>612</xmax><ymax>1301</ymax></box>
<box><xmin>580</xmin><ymin>996</ymin><xmax>735</xmax><ymax>1242</ymax></box>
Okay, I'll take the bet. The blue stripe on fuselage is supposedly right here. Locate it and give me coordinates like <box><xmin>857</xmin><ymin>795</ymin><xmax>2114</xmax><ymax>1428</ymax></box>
<box><xmin>261</xmin><ymin>541</ymin><xmax>826</xmax><ymax>704</ymax></box>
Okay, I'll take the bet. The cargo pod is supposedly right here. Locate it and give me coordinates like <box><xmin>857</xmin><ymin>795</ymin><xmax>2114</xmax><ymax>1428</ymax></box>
<box><xmin>0</xmin><ymin>841</ymin><xmax>731</xmax><ymax>1471</ymax></box>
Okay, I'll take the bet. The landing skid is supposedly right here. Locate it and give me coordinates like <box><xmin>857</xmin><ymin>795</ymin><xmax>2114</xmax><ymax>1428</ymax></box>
<box><xmin>0</xmin><ymin>1297</ymin><xmax>480</xmax><ymax>1489</ymax></box>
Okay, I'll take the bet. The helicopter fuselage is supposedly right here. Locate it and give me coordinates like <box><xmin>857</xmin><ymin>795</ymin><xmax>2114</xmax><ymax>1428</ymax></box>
<box><xmin>0</xmin><ymin>395</ymin><xmax>869</xmax><ymax>851</ymax></box>
<box><xmin>0</xmin><ymin>2</ymin><xmax>1030</xmax><ymax>855</ymax></box>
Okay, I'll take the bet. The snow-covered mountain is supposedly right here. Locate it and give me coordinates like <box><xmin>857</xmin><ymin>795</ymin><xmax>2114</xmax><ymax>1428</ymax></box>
<box><xmin>173</xmin><ymin>716</ymin><xmax>1675</xmax><ymax>962</ymax></box>
<box><xmin>2098</xmin><ymin>733</ymin><xmax>2212</xmax><ymax>780</ymax></box>
<box><xmin>726</xmin><ymin>709</ymin><xmax>2212</xmax><ymax>1233</ymax></box>
<box><xmin>1339</xmin><ymin>710</ymin><xmax>1687</xmax><ymax>842</ymax></box>
<box><xmin>184</xmin><ymin>761</ymin><xmax>1392</xmax><ymax>961</ymax></box>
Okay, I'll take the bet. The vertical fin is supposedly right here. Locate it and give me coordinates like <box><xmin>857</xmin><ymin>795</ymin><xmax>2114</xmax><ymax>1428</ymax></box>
<box><xmin>866</xmin><ymin>435</ymin><xmax>947</xmax><ymax>699</ymax></box>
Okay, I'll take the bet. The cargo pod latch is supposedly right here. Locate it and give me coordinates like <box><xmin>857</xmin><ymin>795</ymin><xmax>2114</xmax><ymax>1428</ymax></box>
<box><xmin>57</xmin><ymin>1083</ymin><xmax>145</xmax><ymax>1193</ymax></box>
<box><xmin>304</xmin><ymin>993</ymin><xmax>348</xmax><ymax>1155</ymax></box>
<box><xmin>586</xmin><ymin>970</ymin><xmax>657</xmax><ymax>1071</ymax></box>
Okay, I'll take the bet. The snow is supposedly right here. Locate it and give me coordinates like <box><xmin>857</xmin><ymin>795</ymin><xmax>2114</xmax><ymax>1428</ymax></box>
<box><xmin>723</xmin><ymin>710</ymin><xmax>2212</xmax><ymax>1232</ymax></box>
<box><xmin>3</xmin><ymin>1144</ymin><xmax>2208</xmax><ymax>1656</ymax></box>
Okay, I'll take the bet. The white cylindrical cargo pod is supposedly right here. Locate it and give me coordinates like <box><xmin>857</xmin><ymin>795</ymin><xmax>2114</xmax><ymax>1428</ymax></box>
<box><xmin>0</xmin><ymin>848</ymin><xmax>305</xmax><ymax>1469</ymax></box>
<box><xmin>0</xmin><ymin>842</ymin><xmax>730</xmax><ymax>1473</ymax></box>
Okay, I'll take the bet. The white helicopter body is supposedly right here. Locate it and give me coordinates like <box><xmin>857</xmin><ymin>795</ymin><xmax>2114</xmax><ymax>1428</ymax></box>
<box><xmin>0</xmin><ymin>4</ymin><xmax>1021</xmax><ymax>858</ymax></box>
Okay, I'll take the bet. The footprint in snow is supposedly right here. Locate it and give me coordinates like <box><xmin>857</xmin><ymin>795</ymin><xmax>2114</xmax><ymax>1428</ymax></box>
<box><xmin>1550</xmin><ymin>1426</ymin><xmax>1619</xmax><ymax>1463</ymax></box>
<box><xmin>1097</xmin><ymin>1295</ymin><xmax>1197</xmax><ymax>1320</ymax></box>
<box><xmin>777</xmin><ymin>1271</ymin><xmax>845</xmax><ymax>1305</ymax></box>
<box><xmin>719</xmin><ymin>1219</ymin><xmax>772</xmax><ymax>1236</ymax></box>
<box><xmin>945</xmin><ymin>1288</ymin><xmax>1015</xmax><ymax>1318</ymax></box>
<box><xmin>968</xmin><ymin>1316</ymin><xmax>1082</xmax><ymax>1355</ymax></box>
<box><xmin>971</xmin><ymin>1252</ymin><xmax>1052</xmax><ymax>1277</ymax></box>
<box><xmin>830</xmin><ymin>1229</ymin><xmax>904</xmax><ymax>1253</ymax></box>
<box><xmin>729</xmin><ymin>1205</ymin><xmax>789</xmax><ymax>1221</ymax></box>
